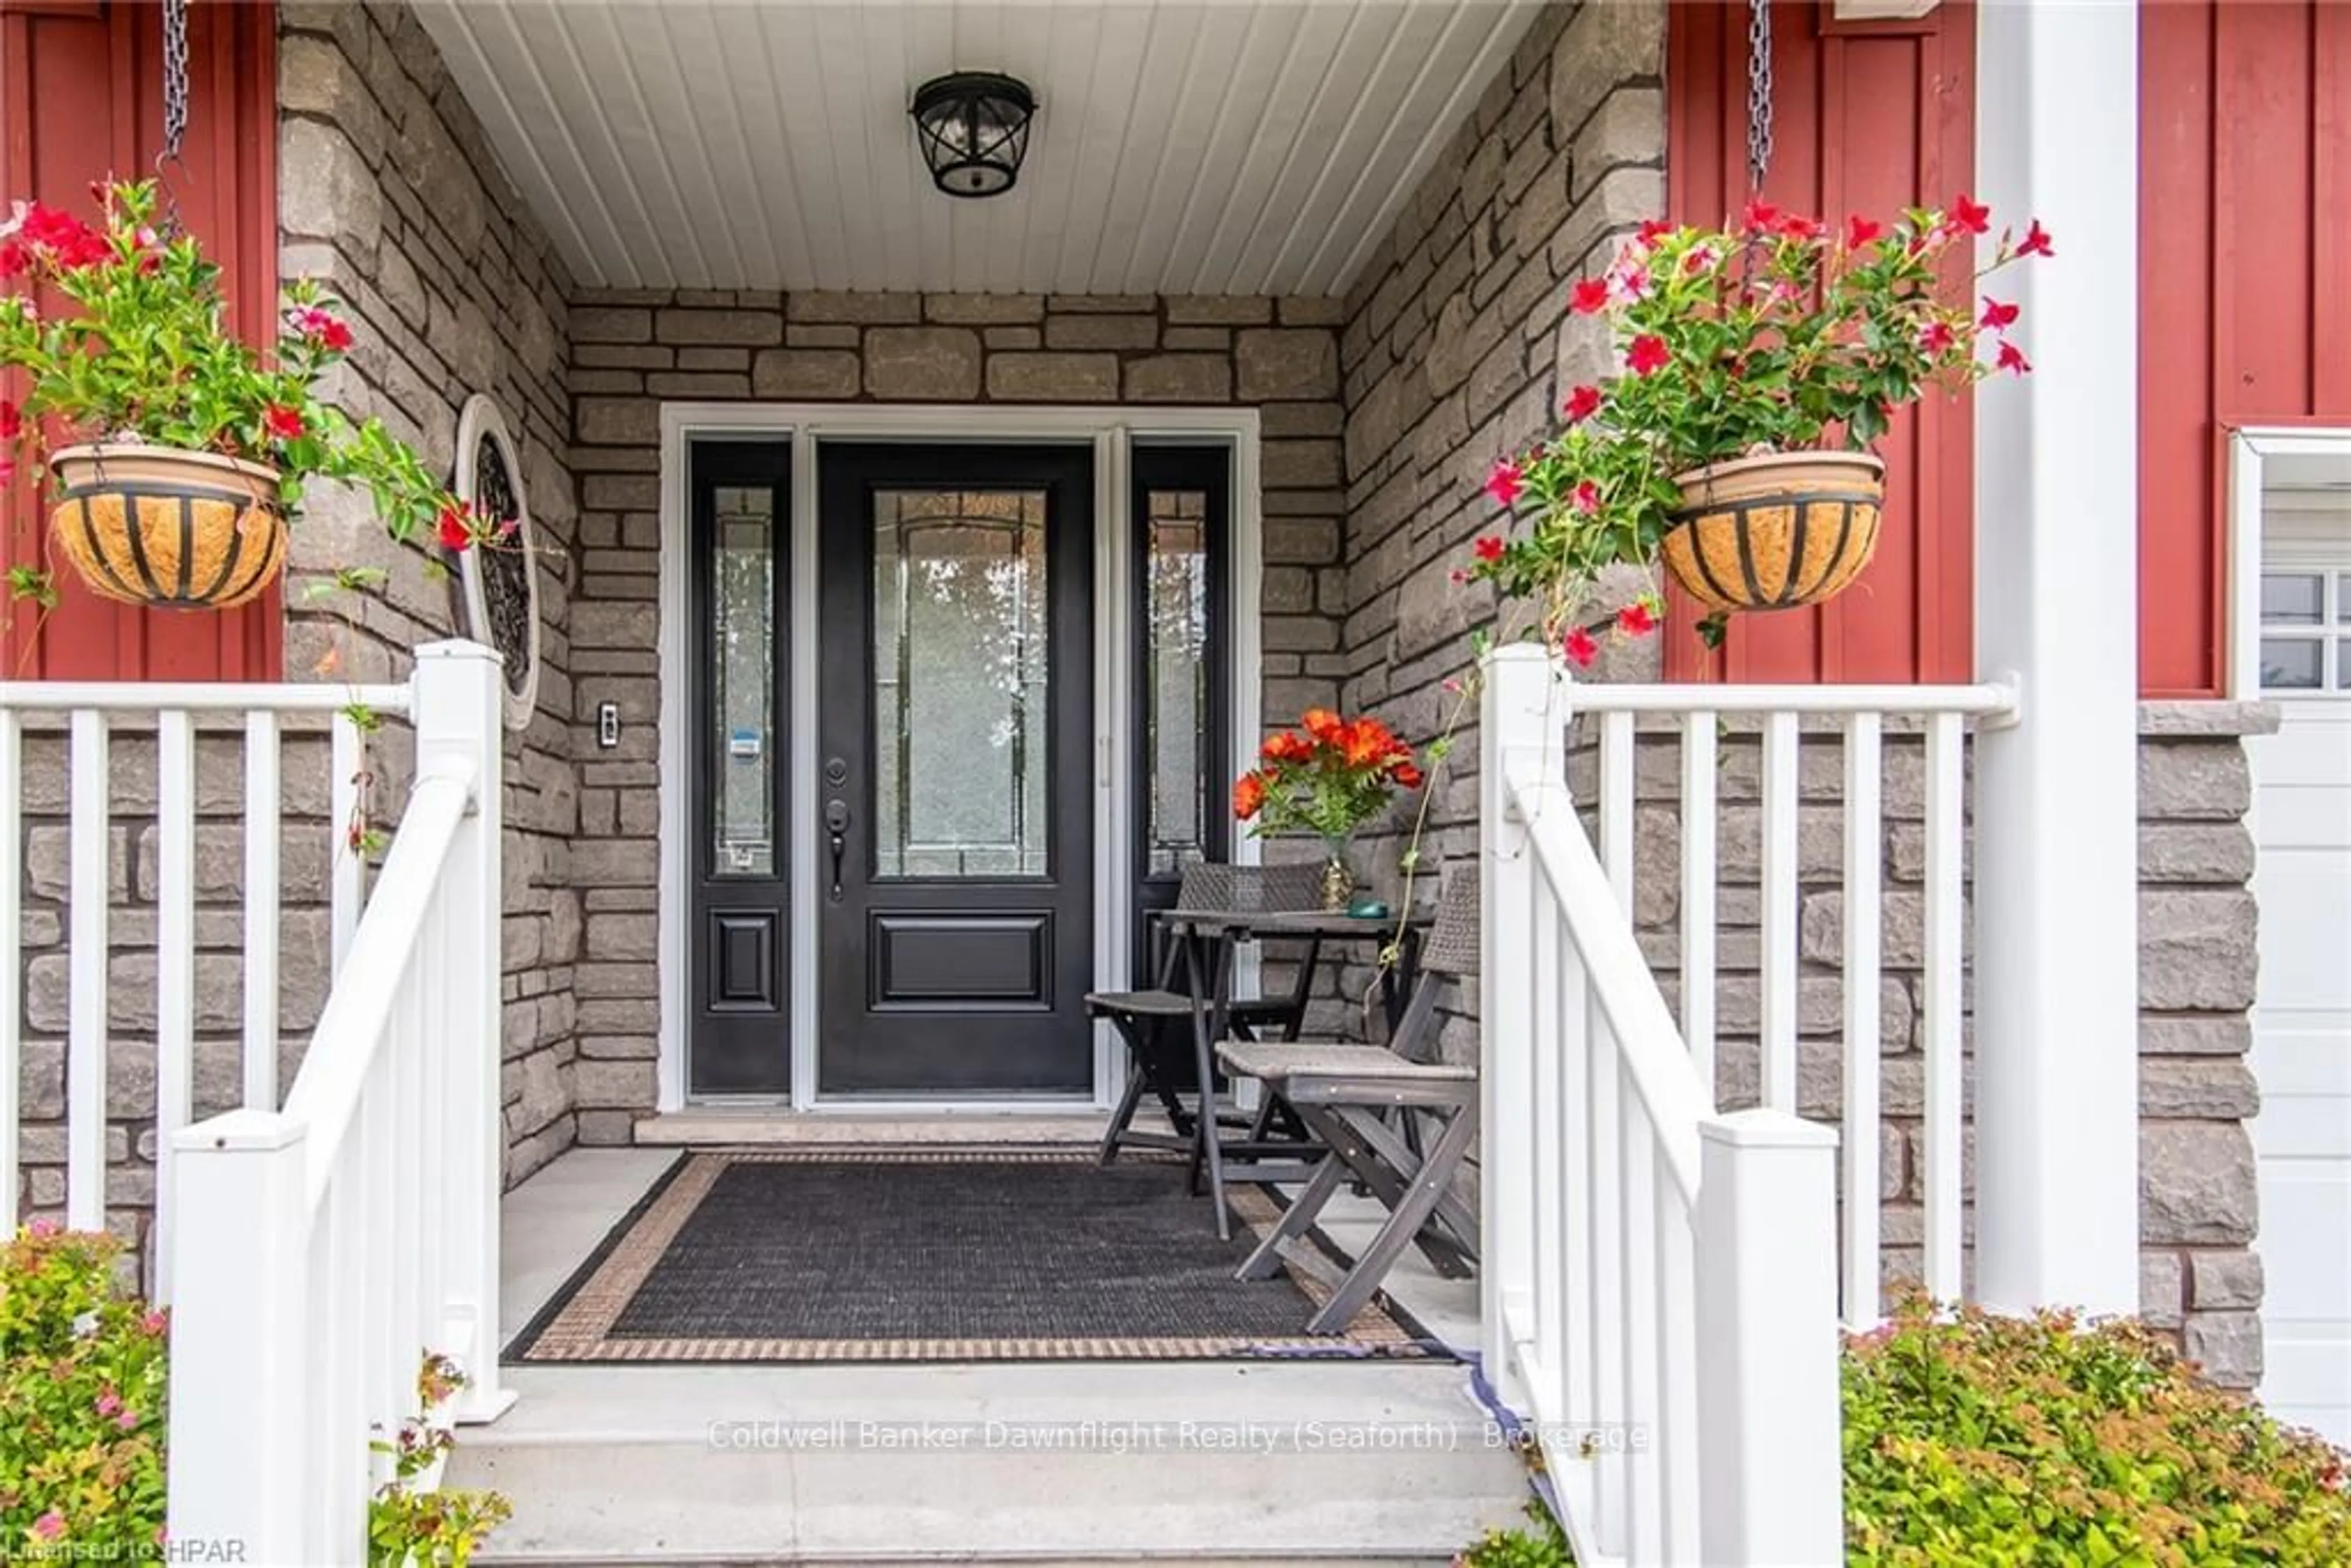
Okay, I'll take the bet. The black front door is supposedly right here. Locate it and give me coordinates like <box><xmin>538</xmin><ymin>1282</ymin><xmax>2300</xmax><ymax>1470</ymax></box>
<box><xmin>816</xmin><ymin>443</ymin><xmax>1096</xmax><ymax>1097</ymax></box>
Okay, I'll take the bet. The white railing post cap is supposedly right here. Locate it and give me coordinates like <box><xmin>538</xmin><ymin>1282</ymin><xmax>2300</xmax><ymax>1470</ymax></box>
<box><xmin>1698</xmin><ymin>1106</ymin><xmax>1840</xmax><ymax>1151</ymax></box>
<box><xmin>413</xmin><ymin>639</ymin><xmax>504</xmax><ymax>669</ymax></box>
<box><xmin>170</xmin><ymin>1108</ymin><xmax>307</xmax><ymax>1156</ymax></box>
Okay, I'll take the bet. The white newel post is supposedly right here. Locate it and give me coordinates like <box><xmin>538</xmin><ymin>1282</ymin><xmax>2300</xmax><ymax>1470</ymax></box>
<box><xmin>410</xmin><ymin>641</ymin><xmax>514</xmax><ymax>1422</ymax></box>
<box><xmin>1479</xmin><ymin>644</ymin><xmax>1564</xmax><ymax>1410</ymax></box>
<box><xmin>166</xmin><ymin>1110</ymin><xmax>310</xmax><ymax>1563</ymax></box>
<box><xmin>1694</xmin><ymin>1109</ymin><xmax>1842</xmax><ymax>1566</ymax></box>
<box><xmin>1971</xmin><ymin>1</ymin><xmax>2140</xmax><ymax>1315</ymax></box>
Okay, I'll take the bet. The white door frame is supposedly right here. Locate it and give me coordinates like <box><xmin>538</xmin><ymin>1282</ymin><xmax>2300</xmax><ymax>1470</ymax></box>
<box><xmin>654</xmin><ymin>402</ymin><xmax>1264</xmax><ymax>1113</ymax></box>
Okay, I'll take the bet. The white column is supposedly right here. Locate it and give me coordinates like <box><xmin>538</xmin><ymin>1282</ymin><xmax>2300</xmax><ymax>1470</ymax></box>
<box><xmin>1971</xmin><ymin>1</ymin><xmax>2140</xmax><ymax>1315</ymax></box>
<box><xmin>410</xmin><ymin>640</ymin><xmax>516</xmax><ymax>1422</ymax></box>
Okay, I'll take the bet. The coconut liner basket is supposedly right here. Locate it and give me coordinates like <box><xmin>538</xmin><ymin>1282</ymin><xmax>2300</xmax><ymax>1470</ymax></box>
<box><xmin>1659</xmin><ymin>449</ymin><xmax>1886</xmax><ymax>613</ymax></box>
<box><xmin>47</xmin><ymin>443</ymin><xmax>288</xmax><ymax>610</ymax></box>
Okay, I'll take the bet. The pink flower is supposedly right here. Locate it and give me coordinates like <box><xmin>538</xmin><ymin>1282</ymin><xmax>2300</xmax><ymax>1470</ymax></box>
<box><xmin>140</xmin><ymin>1309</ymin><xmax>167</xmax><ymax>1336</ymax></box>
<box><xmin>1570</xmin><ymin>481</ymin><xmax>1600</xmax><ymax>516</ymax></box>
<box><xmin>1996</xmin><ymin>340</ymin><xmax>2032</xmax><ymax>375</ymax></box>
<box><xmin>28</xmin><ymin>1217</ymin><xmax>58</xmax><ymax>1239</ymax></box>
<box><xmin>32</xmin><ymin>1512</ymin><xmax>64</xmax><ymax>1541</ymax></box>
<box><xmin>1569</xmin><ymin>277</ymin><xmax>1610</xmax><ymax>315</ymax></box>
<box><xmin>290</xmin><ymin>306</ymin><xmax>354</xmax><ymax>353</ymax></box>
<box><xmin>1448</xmin><ymin>568</ymin><xmax>1469</xmax><ymax>586</ymax></box>
<box><xmin>1564</xmin><ymin>383</ymin><xmax>1602</xmax><ymax>424</ymax></box>
<box><xmin>94</xmin><ymin>1388</ymin><xmax>121</xmax><ymax>1418</ymax></box>
<box><xmin>117</xmin><ymin>1409</ymin><xmax>138</xmax><ymax>1431</ymax></box>
<box><xmin>1606</xmin><ymin>263</ymin><xmax>1652</xmax><ymax>304</ymax></box>
<box><xmin>1680</xmin><ymin>243</ymin><xmax>1720</xmax><ymax>276</ymax></box>
<box><xmin>1979</xmin><ymin>296</ymin><xmax>2020</xmax><ymax>331</ymax></box>
<box><xmin>1635</xmin><ymin>218</ymin><xmax>1675</xmax><ymax>250</ymax></box>
<box><xmin>1483</xmin><ymin>460</ymin><xmax>1524</xmax><ymax>508</ymax></box>
<box><xmin>1564</xmin><ymin>626</ymin><xmax>1599</xmax><ymax>669</ymax></box>
<box><xmin>1625</xmin><ymin>334</ymin><xmax>1670</xmax><ymax>377</ymax></box>
<box><xmin>2017</xmin><ymin>220</ymin><xmax>2055</xmax><ymax>258</ymax></box>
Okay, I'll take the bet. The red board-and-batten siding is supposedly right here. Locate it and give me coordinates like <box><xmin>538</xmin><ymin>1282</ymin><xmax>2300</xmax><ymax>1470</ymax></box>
<box><xmin>2140</xmin><ymin>1</ymin><xmax>2351</xmax><ymax>699</ymax></box>
<box><xmin>1665</xmin><ymin>0</ymin><xmax>1978</xmax><ymax>685</ymax></box>
<box><xmin>0</xmin><ymin>0</ymin><xmax>279</xmax><ymax>680</ymax></box>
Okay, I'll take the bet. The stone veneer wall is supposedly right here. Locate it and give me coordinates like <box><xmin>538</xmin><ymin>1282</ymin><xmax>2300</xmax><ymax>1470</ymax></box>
<box><xmin>276</xmin><ymin>0</ymin><xmax>582</xmax><ymax>1185</ymax></box>
<box><xmin>561</xmin><ymin>294</ymin><xmax>1346</xmax><ymax>1141</ymax></box>
<box><xmin>2134</xmin><ymin>702</ymin><xmax>2271</xmax><ymax>1387</ymax></box>
<box><xmin>1335</xmin><ymin>0</ymin><xmax>1664</xmax><ymax>1046</ymax></box>
<box><xmin>8</xmin><ymin>0</ymin><xmax>584</xmax><ymax>1252</ymax></box>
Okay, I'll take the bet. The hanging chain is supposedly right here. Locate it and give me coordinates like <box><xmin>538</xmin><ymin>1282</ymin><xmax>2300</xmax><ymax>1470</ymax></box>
<box><xmin>1745</xmin><ymin>0</ymin><xmax>1775</xmax><ymax>190</ymax></box>
<box><xmin>160</xmin><ymin>0</ymin><xmax>190</xmax><ymax>160</ymax></box>
<box><xmin>154</xmin><ymin>0</ymin><xmax>192</xmax><ymax>230</ymax></box>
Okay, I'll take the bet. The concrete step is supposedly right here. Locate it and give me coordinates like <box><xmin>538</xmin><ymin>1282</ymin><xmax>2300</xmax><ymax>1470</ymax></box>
<box><xmin>452</xmin><ymin>1360</ymin><xmax>1528</xmax><ymax>1564</ymax></box>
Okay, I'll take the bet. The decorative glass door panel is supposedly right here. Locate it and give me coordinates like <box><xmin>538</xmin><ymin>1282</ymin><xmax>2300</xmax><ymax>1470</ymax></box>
<box><xmin>871</xmin><ymin>489</ymin><xmax>1052</xmax><ymax>879</ymax></box>
<box><xmin>817</xmin><ymin>445</ymin><xmax>1095</xmax><ymax>1097</ymax></box>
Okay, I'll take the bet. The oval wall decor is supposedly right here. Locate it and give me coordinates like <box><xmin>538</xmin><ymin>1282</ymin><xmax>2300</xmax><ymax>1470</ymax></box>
<box><xmin>453</xmin><ymin>394</ymin><xmax>542</xmax><ymax>729</ymax></box>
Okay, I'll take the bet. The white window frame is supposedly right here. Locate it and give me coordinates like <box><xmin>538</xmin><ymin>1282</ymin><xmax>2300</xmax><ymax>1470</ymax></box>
<box><xmin>653</xmin><ymin>403</ymin><xmax>1264</xmax><ymax>1115</ymax></box>
<box><xmin>2227</xmin><ymin>427</ymin><xmax>2351</xmax><ymax>701</ymax></box>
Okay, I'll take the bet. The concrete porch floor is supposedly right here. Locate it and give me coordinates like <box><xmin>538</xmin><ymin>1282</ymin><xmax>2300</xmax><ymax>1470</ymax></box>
<box><xmin>457</xmin><ymin>1145</ymin><xmax>1523</xmax><ymax>1564</ymax></box>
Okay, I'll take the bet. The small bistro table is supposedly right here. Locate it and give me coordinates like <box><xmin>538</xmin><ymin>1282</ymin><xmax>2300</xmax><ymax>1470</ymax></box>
<box><xmin>1158</xmin><ymin>904</ymin><xmax>1428</xmax><ymax>1239</ymax></box>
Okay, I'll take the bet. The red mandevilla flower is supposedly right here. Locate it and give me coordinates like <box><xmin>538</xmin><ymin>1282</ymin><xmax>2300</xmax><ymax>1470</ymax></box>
<box><xmin>1979</xmin><ymin>297</ymin><xmax>2020</xmax><ymax>331</ymax></box>
<box><xmin>1618</xmin><ymin>601</ymin><xmax>1657</xmax><ymax>636</ymax></box>
<box><xmin>291</xmin><ymin>306</ymin><xmax>355</xmax><ymax>353</ymax></box>
<box><xmin>1473</xmin><ymin>535</ymin><xmax>1506</xmax><ymax>563</ymax></box>
<box><xmin>263</xmin><ymin>403</ymin><xmax>305</xmax><ymax>441</ymax></box>
<box><xmin>1740</xmin><ymin>198</ymin><xmax>1780</xmax><ymax>233</ymax></box>
<box><xmin>1625</xmin><ymin>334</ymin><xmax>1670</xmax><ymax>376</ymax></box>
<box><xmin>1564</xmin><ymin>626</ymin><xmax>1599</xmax><ymax>669</ymax></box>
<box><xmin>1918</xmin><ymin>320</ymin><xmax>1955</xmax><ymax>356</ymax></box>
<box><xmin>1946</xmin><ymin>193</ymin><xmax>1992</xmax><ymax>236</ymax></box>
<box><xmin>1570</xmin><ymin>277</ymin><xmax>1611</xmax><ymax>315</ymax></box>
<box><xmin>1564</xmin><ymin>384</ymin><xmax>1602</xmax><ymax>424</ymax></box>
<box><xmin>1636</xmin><ymin>217</ymin><xmax>1675</xmax><ymax>249</ymax></box>
<box><xmin>1570</xmin><ymin>481</ymin><xmax>1600</xmax><ymax>516</ymax></box>
<box><xmin>437</xmin><ymin>503</ymin><xmax>476</xmax><ymax>551</ymax></box>
<box><xmin>0</xmin><ymin>239</ymin><xmax>26</xmax><ymax>280</ymax></box>
<box><xmin>1997</xmin><ymin>340</ymin><xmax>2032</xmax><ymax>376</ymax></box>
<box><xmin>2017</xmin><ymin>220</ymin><xmax>2055</xmax><ymax>258</ymax></box>
<box><xmin>1844</xmin><ymin>214</ymin><xmax>1883</xmax><ymax>250</ymax></box>
<box><xmin>0</xmin><ymin>400</ymin><xmax>20</xmax><ymax>440</ymax></box>
<box><xmin>1483</xmin><ymin>460</ymin><xmax>1523</xmax><ymax>507</ymax></box>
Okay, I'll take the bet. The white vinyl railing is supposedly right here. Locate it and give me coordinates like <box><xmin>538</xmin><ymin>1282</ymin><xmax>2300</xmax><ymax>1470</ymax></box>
<box><xmin>1477</xmin><ymin>645</ymin><xmax>2017</xmax><ymax>1567</ymax></box>
<box><xmin>0</xmin><ymin>673</ymin><xmax>407</xmax><ymax>1283</ymax></box>
<box><xmin>150</xmin><ymin>642</ymin><xmax>506</xmax><ymax>1567</ymax></box>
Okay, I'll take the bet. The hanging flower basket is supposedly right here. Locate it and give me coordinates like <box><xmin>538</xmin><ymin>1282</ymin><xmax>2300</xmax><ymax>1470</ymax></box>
<box><xmin>1660</xmin><ymin>449</ymin><xmax>1885</xmax><ymax>613</ymax></box>
<box><xmin>47</xmin><ymin>442</ymin><xmax>287</xmax><ymax>609</ymax></box>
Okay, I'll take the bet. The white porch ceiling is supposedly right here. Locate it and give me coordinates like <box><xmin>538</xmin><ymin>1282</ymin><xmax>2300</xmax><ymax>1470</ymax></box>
<box><xmin>411</xmin><ymin>1</ymin><xmax>1545</xmax><ymax>298</ymax></box>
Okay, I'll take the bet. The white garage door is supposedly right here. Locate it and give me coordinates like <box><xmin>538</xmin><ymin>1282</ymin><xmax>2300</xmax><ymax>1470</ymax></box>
<box><xmin>2248</xmin><ymin>544</ymin><xmax>2351</xmax><ymax>1446</ymax></box>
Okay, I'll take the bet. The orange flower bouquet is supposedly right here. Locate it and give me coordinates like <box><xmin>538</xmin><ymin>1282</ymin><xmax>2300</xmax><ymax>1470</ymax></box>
<box><xmin>1233</xmin><ymin>708</ymin><xmax>1424</xmax><ymax>909</ymax></box>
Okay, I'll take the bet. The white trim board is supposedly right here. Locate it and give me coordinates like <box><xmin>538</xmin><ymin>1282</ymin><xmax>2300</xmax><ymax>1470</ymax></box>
<box><xmin>654</xmin><ymin>402</ymin><xmax>1264</xmax><ymax>1114</ymax></box>
<box><xmin>2228</xmin><ymin>428</ymin><xmax>2351</xmax><ymax>702</ymax></box>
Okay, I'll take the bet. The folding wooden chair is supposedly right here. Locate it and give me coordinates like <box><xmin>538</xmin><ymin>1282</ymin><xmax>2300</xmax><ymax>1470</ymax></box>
<box><xmin>1216</xmin><ymin>868</ymin><xmax>1480</xmax><ymax>1334</ymax></box>
<box><xmin>1086</xmin><ymin>860</ymin><xmax>1322</xmax><ymax>1165</ymax></box>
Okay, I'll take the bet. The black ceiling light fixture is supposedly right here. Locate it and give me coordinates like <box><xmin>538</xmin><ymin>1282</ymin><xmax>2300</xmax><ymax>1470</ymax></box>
<box><xmin>910</xmin><ymin>72</ymin><xmax>1037</xmax><ymax>198</ymax></box>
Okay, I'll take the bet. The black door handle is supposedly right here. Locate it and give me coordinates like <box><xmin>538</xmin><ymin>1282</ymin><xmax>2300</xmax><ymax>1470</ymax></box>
<box><xmin>824</xmin><ymin>798</ymin><xmax>851</xmax><ymax>901</ymax></box>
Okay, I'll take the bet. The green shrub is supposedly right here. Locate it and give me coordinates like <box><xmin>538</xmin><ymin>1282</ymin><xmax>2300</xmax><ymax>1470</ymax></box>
<box><xmin>1846</xmin><ymin>1297</ymin><xmax>2351</xmax><ymax>1566</ymax></box>
<box><xmin>1460</xmin><ymin>1297</ymin><xmax>2351</xmax><ymax>1566</ymax></box>
<box><xmin>0</xmin><ymin>1223</ymin><xmax>168</xmax><ymax>1553</ymax></box>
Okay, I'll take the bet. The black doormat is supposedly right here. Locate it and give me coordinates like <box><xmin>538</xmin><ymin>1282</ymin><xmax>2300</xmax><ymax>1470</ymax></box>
<box><xmin>509</xmin><ymin>1150</ymin><xmax>1440</xmax><ymax>1363</ymax></box>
